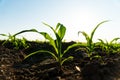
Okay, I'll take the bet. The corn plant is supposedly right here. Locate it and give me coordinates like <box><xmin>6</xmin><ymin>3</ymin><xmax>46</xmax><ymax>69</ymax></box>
<box><xmin>25</xmin><ymin>23</ymin><xmax>80</xmax><ymax>70</ymax></box>
<box><xmin>0</xmin><ymin>29</ymin><xmax>37</xmax><ymax>49</ymax></box>
<box><xmin>98</xmin><ymin>37</ymin><xmax>120</xmax><ymax>54</ymax></box>
<box><xmin>78</xmin><ymin>20</ymin><xmax>109</xmax><ymax>57</ymax></box>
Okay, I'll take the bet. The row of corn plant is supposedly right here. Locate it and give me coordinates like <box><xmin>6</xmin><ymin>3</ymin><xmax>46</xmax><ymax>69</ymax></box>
<box><xmin>1</xmin><ymin>20</ymin><xmax>120</xmax><ymax>71</ymax></box>
<box><xmin>24</xmin><ymin>20</ymin><xmax>116</xmax><ymax>71</ymax></box>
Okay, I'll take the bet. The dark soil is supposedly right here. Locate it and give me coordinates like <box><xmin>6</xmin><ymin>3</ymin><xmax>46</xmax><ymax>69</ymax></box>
<box><xmin>0</xmin><ymin>41</ymin><xmax>120</xmax><ymax>80</ymax></box>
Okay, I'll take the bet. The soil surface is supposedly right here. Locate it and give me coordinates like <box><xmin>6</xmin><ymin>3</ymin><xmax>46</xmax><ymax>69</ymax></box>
<box><xmin>0</xmin><ymin>41</ymin><xmax>120</xmax><ymax>80</ymax></box>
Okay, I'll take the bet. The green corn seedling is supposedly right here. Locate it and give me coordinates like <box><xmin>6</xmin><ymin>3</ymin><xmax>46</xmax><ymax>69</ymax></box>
<box><xmin>25</xmin><ymin>23</ymin><xmax>80</xmax><ymax>70</ymax></box>
<box><xmin>78</xmin><ymin>20</ymin><xmax>109</xmax><ymax>57</ymax></box>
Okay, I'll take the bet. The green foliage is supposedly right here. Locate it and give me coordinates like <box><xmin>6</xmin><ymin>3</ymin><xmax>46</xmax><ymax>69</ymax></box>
<box><xmin>25</xmin><ymin>23</ymin><xmax>80</xmax><ymax>69</ymax></box>
<box><xmin>78</xmin><ymin>20</ymin><xmax>109</xmax><ymax>57</ymax></box>
<box><xmin>0</xmin><ymin>29</ymin><xmax>37</xmax><ymax>49</ymax></box>
<box><xmin>98</xmin><ymin>37</ymin><xmax>120</xmax><ymax>54</ymax></box>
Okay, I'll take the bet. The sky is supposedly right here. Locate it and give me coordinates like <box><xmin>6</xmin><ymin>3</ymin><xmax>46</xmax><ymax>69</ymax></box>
<box><xmin>0</xmin><ymin>0</ymin><xmax>120</xmax><ymax>42</ymax></box>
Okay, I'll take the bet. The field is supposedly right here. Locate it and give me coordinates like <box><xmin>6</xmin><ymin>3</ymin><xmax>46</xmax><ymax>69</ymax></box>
<box><xmin>0</xmin><ymin>21</ymin><xmax>120</xmax><ymax>80</ymax></box>
<box><xmin>0</xmin><ymin>41</ymin><xmax>120</xmax><ymax>80</ymax></box>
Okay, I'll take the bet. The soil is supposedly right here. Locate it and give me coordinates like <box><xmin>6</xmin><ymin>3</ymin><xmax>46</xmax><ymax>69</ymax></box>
<box><xmin>0</xmin><ymin>41</ymin><xmax>120</xmax><ymax>80</ymax></box>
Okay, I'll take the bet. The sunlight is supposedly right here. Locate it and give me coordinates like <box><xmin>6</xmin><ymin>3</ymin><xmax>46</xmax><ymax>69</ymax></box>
<box><xmin>62</xmin><ymin>9</ymin><xmax>103</xmax><ymax>42</ymax></box>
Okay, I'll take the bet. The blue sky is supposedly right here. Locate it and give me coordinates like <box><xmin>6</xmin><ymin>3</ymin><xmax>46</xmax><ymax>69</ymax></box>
<box><xmin>0</xmin><ymin>0</ymin><xmax>120</xmax><ymax>42</ymax></box>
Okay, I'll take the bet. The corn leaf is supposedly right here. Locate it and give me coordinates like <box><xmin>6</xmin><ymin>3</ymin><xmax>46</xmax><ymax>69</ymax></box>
<box><xmin>25</xmin><ymin>50</ymin><xmax>58</xmax><ymax>62</ymax></box>
<box><xmin>57</xmin><ymin>24</ymin><xmax>66</xmax><ymax>40</ymax></box>
<box><xmin>13</xmin><ymin>29</ymin><xmax>38</xmax><ymax>37</ymax></box>
<box><xmin>91</xmin><ymin>20</ymin><xmax>109</xmax><ymax>40</ymax></box>
<box><xmin>110</xmin><ymin>37</ymin><xmax>120</xmax><ymax>44</ymax></box>
<box><xmin>40</xmin><ymin>32</ymin><xmax>53</xmax><ymax>41</ymax></box>
<box><xmin>40</xmin><ymin>32</ymin><xmax>58</xmax><ymax>54</ymax></box>
<box><xmin>0</xmin><ymin>34</ymin><xmax>7</xmax><ymax>36</ymax></box>
<box><xmin>78</xmin><ymin>31</ymin><xmax>90</xmax><ymax>42</ymax></box>
<box><xmin>63</xmin><ymin>43</ymin><xmax>81</xmax><ymax>57</ymax></box>
<box><xmin>61</xmin><ymin>56</ymin><xmax>73</xmax><ymax>66</ymax></box>
<box><xmin>55</xmin><ymin>23</ymin><xmax>61</xmax><ymax>31</ymax></box>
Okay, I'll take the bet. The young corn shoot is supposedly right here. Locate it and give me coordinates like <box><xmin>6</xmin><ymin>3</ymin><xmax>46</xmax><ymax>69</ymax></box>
<box><xmin>25</xmin><ymin>23</ymin><xmax>80</xmax><ymax>70</ymax></box>
<box><xmin>78</xmin><ymin>20</ymin><xmax>109</xmax><ymax>58</ymax></box>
